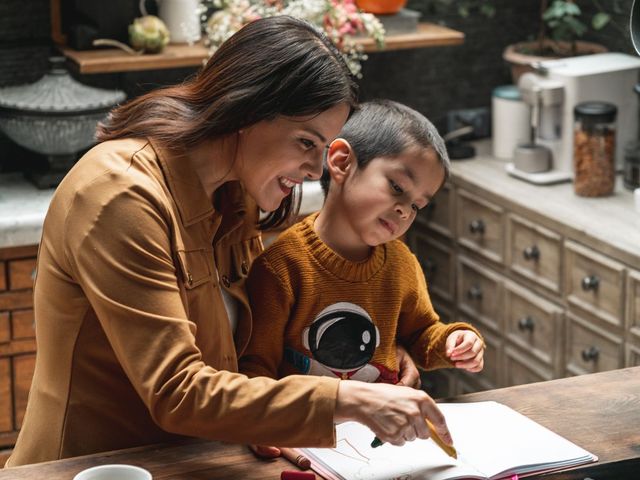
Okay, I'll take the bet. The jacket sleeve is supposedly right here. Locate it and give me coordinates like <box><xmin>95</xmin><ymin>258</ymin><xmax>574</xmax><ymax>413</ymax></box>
<box><xmin>239</xmin><ymin>252</ymin><xmax>293</xmax><ymax>379</ymax></box>
<box><xmin>397</xmin><ymin>253</ymin><xmax>484</xmax><ymax>371</ymax></box>
<box><xmin>63</xmin><ymin>177</ymin><xmax>339</xmax><ymax>447</ymax></box>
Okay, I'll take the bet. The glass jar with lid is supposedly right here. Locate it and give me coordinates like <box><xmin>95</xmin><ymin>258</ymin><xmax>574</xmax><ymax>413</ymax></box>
<box><xmin>573</xmin><ymin>102</ymin><xmax>617</xmax><ymax>197</ymax></box>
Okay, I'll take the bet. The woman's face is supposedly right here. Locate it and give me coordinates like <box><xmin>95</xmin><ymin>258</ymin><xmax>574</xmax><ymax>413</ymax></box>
<box><xmin>235</xmin><ymin>103</ymin><xmax>350</xmax><ymax>212</ymax></box>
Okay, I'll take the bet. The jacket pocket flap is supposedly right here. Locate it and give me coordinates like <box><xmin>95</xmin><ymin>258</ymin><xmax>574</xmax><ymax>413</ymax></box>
<box><xmin>177</xmin><ymin>248</ymin><xmax>213</xmax><ymax>289</ymax></box>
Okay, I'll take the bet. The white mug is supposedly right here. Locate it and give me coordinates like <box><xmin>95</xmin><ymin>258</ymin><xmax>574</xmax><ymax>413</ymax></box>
<box><xmin>157</xmin><ymin>0</ymin><xmax>202</xmax><ymax>44</ymax></box>
<box><xmin>139</xmin><ymin>0</ymin><xmax>202</xmax><ymax>44</ymax></box>
<box><xmin>73</xmin><ymin>464</ymin><xmax>152</xmax><ymax>480</ymax></box>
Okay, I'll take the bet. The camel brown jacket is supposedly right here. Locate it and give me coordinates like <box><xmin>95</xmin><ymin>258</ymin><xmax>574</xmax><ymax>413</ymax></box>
<box><xmin>6</xmin><ymin>138</ymin><xmax>338</xmax><ymax>467</ymax></box>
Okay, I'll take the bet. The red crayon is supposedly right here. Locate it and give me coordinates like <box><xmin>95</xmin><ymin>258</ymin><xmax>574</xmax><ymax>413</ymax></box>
<box><xmin>281</xmin><ymin>470</ymin><xmax>315</xmax><ymax>480</ymax></box>
<box><xmin>280</xmin><ymin>447</ymin><xmax>312</xmax><ymax>470</ymax></box>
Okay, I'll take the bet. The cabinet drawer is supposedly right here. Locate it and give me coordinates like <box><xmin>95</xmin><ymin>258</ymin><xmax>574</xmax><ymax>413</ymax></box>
<box><xmin>416</xmin><ymin>183</ymin><xmax>453</xmax><ymax>238</ymax></box>
<box><xmin>565</xmin><ymin>241</ymin><xmax>625</xmax><ymax>329</ymax></box>
<box><xmin>0</xmin><ymin>358</ymin><xmax>12</xmax><ymax>433</ymax></box>
<box><xmin>412</xmin><ymin>233</ymin><xmax>455</xmax><ymax>303</ymax></box>
<box><xmin>0</xmin><ymin>312</ymin><xmax>9</xmax><ymax>344</ymax></box>
<box><xmin>11</xmin><ymin>310</ymin><xmax>35</xmax><ymax>340</ymax></box>
<box><xmin>456</xmin><ymin>189</ymin><xmax>505</xmax><ymax>264</ymax></box>
<box><xmin>627</xmin><ymin>344</ymin><xmax>640</xmax><ymax>367</ymax></box>
<box><xmin>457</xmin><ymin>256</ymin><xmax>502</xmax><ymax>332</ymax></box>
<box><xmin>504</xmin><ymin>280</ymin><xmax>563</xmax><ymax>370</ymax></box>
<box><xmin>8</xmin><ymin>258</ymin><xmax>36</xmax><ymax>291</ymax></box>
<box><xmin>508</xmin><ymin>214</ymin><xmax>562</xmax><ymax>294</ymax></box>
<box><xmin>627</xmin><ymin>269</ymin><xmax>640</xmax><ymax>343</ymax></box>
<box><xmin>565</xmin><ymin>314</ymin><xmax>623</xmax><ymax>376</ymax></box>
<box><xmin>504</xmin><ymin>346</ymin><xmax>554</xmax><ymax>386</ymax></box>
<box><xmin>13</xmin><ymin>354</ymin><xmax>36</xmax><ymax>430</ymax></box>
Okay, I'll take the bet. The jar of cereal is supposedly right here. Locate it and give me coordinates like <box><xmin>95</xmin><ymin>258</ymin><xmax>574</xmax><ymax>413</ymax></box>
<box><xmin>573</xmin><ymin>102</ymin><xmax>617</xmax><ymax>197</ymax></box>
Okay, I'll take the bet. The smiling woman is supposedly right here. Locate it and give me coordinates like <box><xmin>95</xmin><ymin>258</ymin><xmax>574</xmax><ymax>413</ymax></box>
<box><xmin>5</xmin><ymin>15</ymin><xmax>456</xmax><ymax>469</ymax></box>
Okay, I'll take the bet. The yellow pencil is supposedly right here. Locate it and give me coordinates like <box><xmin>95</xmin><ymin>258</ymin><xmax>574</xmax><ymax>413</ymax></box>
<box><xmin>371</xmin><ymin>419</ymin><xmax>458</xmax><ymax>460</ymax></box>
<box><xmin>425</xmin><ymin>418</ymin><xmax>457</xmax><ymax>459</ymax></box>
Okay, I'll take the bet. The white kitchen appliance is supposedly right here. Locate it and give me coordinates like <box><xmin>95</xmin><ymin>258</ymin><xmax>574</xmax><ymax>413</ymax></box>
<box><xmin>506</xmin><ymin>52</ymin><xmax>640</xmax><ymax>184</ymax></box>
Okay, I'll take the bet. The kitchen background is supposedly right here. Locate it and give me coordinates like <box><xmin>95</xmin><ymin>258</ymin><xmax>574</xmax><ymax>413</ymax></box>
<box><xmin>0</xmin><ymin>0</ymin><xmax>635</xmax><ymax>173</ymax></box>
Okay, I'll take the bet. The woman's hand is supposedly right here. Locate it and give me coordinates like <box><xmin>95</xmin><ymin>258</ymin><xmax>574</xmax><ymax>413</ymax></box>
<box><xmin>395</xmin><ymin>344</ymin><xmax>421</xmax><ymax>389</ymax></box>
<box><xmin>334</xmin><ymin>380</ymin><xmax>452</xmax><ymax>447</ymax></box>
<box><xmin>445</xmin><ymin>330</ymin><xmax>484</xmax><ymax>372</ymax></box>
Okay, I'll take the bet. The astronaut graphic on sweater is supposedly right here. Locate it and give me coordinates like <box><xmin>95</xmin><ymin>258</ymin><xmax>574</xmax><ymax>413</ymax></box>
<box><xmin>283</xmin><ymin>302</ymin><xmax>398</xmax><ymax>383</ymax></box>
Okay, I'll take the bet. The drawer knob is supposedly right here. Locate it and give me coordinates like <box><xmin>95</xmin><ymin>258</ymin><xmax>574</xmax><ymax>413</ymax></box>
<box><xmin>469</xmin><ymin>219</ymin><xmax>485</xmax><ymax>235</ymax></box>
<box><xmin>522</xmin><ymin>245</ymin><xmax>540</xmax><ymax>261</ymax></box>
<box><xmin>581</xmin><ymin>275</ymin><xmax>600</xmax><ymax>291</ymax></box>
<box><xmin>420</xmin><ymin>259</ymin><xmax>438</xmax><ymax>276</ymax></box>
<box><xmin>581</xmin><ymin>346</ymin><xmax>599</xmax><ymax>362</ymax></box>
<box><xmin>467</xmin><ymin>285</ymin><xmax>483</xmax><ymax>301</ymax></box>
<box><xmin>517</xmin><ymin>316</ymin><xmax>535</xmax><ymax>332</ymax></box>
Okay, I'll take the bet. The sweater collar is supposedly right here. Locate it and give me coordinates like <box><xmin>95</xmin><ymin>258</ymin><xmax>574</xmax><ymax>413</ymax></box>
<box><xmin>299</xmin><ymin>213</ymin><xmax>386</xmax><ymax>282</ymax></box>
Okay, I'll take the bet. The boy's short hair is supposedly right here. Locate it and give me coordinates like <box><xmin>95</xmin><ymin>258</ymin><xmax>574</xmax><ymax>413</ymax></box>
<box><xmin>320</xmin><ymin>99</ymin><xmax>450</xmax><ymax>195</ymax></box>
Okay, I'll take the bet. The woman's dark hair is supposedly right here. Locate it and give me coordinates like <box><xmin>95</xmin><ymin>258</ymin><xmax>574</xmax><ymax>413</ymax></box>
<box><xmin>97</xmin><ymin>15</ymin><xmax>358</xmax><ymax>229</ymax></box>
<box><xmin>320</xmin><ymin>99</ymin><xmax>450</xmax><ymax>195</ymax></box>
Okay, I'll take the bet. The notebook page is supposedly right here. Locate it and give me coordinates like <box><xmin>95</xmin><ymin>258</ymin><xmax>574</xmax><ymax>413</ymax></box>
<box><xmin>438</xmin><ymin>402</ymin><xmax>596</xmax><ymax>479</ymax></box>
<box><xmin>301</xmin><ymin>421</ymin><xmax>485</xmax><ymax>480</ymax></box>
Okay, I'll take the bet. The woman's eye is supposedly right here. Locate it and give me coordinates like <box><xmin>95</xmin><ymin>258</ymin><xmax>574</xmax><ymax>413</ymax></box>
<box><xmin>300</xmin><ymin>138</ymin><xmax>316</xmax><ymax>150</ymax></box>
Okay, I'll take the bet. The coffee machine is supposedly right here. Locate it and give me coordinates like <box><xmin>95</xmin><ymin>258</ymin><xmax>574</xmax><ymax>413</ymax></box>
<box><xmin>506</xmin><ymin>52</ymin><xmax>640</xmax><ymax>184</ymax></box>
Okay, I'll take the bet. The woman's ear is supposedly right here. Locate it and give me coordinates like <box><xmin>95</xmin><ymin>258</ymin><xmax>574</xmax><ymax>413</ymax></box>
<box><xmin>326</xmin><ymin>138</ymin><xmax>354</xmax><ymax>185</ymax></box>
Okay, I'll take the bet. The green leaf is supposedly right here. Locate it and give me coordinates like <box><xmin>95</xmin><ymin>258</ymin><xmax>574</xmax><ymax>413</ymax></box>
<box><xmin>592</xmin><ymin>13</ymin><xmax>611</xmax><ymax>30</ymax></box>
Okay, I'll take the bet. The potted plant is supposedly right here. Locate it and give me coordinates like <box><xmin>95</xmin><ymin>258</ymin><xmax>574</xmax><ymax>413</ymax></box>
<box><xmin>432</xmin><ymin>0</ymin><xmax>614</xmax><ymax>82</ymax></box>
<box><xmin>503</xmin><ymin>0</ymin><xmax>611</xmax><ymax>82</ymax></box>
<box><xmin>201</xmin><ymin>0</ymin><xmax>385</xmax><ymax>78</ymax></box>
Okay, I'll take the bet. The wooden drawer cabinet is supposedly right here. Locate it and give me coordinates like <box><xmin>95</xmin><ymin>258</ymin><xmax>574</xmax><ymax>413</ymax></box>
<box><xmin>411</xmin><ymin>233</ymin><xmax>455</xmax><ymax>303</ymax></box>
<box><xmin>627</xmin><ymin>269</ymin><xmax>640</xmax><ymax>343</ymax></box>
<box><xmin>416</xmin><ymin>183</ymin><xmax>453</xmax><ymax>238</ymax></box>
<box><xmin>565</xmin><ymin>313</ymin><xmax>623</xmax><ymax>376</ymax></box>
<box><xmin>508</xmin><ymin>214</ymin><xmax>562</xmax><ymax>294</ymax></box>
<box><xmin>456</xmin><ymin>189</ymin><xmax>505</xmax><ymax>264</ymax></box>
<box><xmin>457</xmin><ymin>256</ymin><xmax>502</xmax><ymax>333</ymax></box>
<box><xmin>408</xmin><ymin>153</ymin><xmax>639</xmax><ymax>397</ymax></box>
<box><xmin>504</xmin><ymin>280</ymin><xmax>563</xmax><ymax>371</ymax></box>
<box><xmin>565</xmin><ymin>240</ymin><xmax>625</xmax><ymax>329</ymax></box>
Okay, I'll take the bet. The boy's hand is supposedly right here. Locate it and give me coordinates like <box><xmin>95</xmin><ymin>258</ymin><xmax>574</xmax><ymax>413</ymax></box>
<box><xmin>396</xmin><ymin>344</ymin><xmax>421</xmax><ymax>389</ymax></box>
<box><xmin>249</xmin><ymin>444</ymin><xmax>281</xmax><ymax>458</ymax></box>
<box><xmin>445</xmin><ymin>330</ymin><xmax>484</xmax><ymax>372</ymax></box>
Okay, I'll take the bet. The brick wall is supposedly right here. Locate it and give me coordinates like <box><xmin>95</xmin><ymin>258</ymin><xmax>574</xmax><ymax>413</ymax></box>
<box><xmin>0</xmin><ymin>0</ymin><xmax>636</xmax><ymax>173</ymax></box>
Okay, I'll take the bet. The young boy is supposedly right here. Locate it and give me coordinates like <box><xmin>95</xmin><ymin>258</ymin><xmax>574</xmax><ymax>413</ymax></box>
<box><xmin>240</xmin><ymin>100</ymin><xmax>484</xmax><ymax>386</ymax></box>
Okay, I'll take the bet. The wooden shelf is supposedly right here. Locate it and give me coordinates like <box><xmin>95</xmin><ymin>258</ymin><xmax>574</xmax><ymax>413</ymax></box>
<box><xmin>61</xmin><ymin>22</ymin><xmax>464</xmax><ymax>74</ymax></box>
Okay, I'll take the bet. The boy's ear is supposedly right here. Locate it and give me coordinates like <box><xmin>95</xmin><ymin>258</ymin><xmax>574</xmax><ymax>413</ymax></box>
<box><xmin>326</xmin><ymin>138</ymin><xmax>354</xmax><ymax>184</ymax></box>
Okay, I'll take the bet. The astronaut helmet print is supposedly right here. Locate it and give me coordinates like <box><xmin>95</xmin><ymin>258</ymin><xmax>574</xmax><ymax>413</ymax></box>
<box><xmin>301</xmin><ymin>302</ymin><xmax>381</xmax><ymax>381</ymax></box>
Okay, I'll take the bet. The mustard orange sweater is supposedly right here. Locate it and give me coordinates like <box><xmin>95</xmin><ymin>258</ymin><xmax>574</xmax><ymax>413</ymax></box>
<box><xmin>240</xmin><ymin>213</ymin><xmax>481</xmax><ymax>383</ymax></box>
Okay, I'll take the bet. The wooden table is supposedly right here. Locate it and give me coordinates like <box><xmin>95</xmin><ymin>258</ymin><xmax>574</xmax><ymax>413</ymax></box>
<box><xmin>1</xmin><ymin>367</ymin><xmax>638</xmax><ymax>479</ymax></box>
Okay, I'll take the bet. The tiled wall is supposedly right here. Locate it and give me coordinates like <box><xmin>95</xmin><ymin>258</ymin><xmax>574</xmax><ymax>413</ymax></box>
<box><xmin>0</xmin><ymin>0</ymin><xmax>636</xmax><ymax>173</ymax></box>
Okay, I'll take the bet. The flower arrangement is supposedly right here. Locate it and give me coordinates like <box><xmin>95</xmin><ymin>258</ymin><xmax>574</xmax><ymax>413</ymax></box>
<box><xmin>201</xmin><ymin>0</ymin><xmax>386</xmax><ymax>77</ymax></box>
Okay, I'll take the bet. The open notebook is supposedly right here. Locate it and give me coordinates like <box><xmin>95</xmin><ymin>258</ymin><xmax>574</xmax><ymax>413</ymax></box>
<box><xmin>298</xmin><ymin>401</ymin><xmax>597</xmax><ymax>480</ymax></box>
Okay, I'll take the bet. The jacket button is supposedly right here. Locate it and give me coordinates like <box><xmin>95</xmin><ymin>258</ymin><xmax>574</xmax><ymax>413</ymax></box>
<box><xmin>222</xmin><ymin>275</ymin><xmax>230</xmax><ymax>288</ymax></box>
<box><xmin>241</xmin><ymin>261</ymin><xmax>248</xmax><ymax>275</ymax></box>
<box><xmin>187</xmin><ymin>272</ymin><xmax>193</xmax><ymax>285</ymax></box>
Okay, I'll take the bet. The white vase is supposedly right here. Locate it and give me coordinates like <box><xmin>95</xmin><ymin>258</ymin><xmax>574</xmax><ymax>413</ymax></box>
<box><xmin>156</xmin><ymin>0</ymin><xmax>201</xmax><ymax>44</ymax></box>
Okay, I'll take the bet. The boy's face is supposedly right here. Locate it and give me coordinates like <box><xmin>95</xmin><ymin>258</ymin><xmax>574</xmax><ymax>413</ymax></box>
<box><xmin>339</xmin><ymin>146</ymin><xmax>445</xmax><ymax>248</ymax></box>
